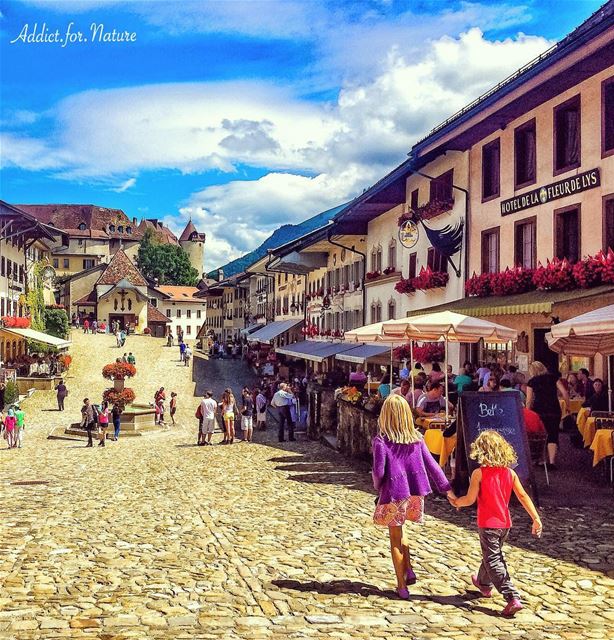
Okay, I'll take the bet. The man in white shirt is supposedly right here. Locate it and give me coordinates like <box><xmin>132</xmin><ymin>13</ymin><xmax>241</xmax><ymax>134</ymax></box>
<box><xmin>271</xmin><ymin>383</ymin><xmax>296</xmax><ymax>442</ymax></box>
<box><xmin>199</xmin><ymin>390</ymin><xmax>218</xmax><ymax>445</ymax></box>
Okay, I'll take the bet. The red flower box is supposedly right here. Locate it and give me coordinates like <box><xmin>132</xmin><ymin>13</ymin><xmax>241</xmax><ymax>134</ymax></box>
<box><xmin>533</xmin><ymin>258</ymin><xmax>575</xmax><ymax>291</ymax></box>
<box><xmin>366</xmin><ymin>271</ymin><xmax>381</xmax><ymax>280</ymax></box>
<box><xmin>102</xmin><ymin>362</ymin><xmax>137</xmax><ymax>380</ymax></box>
<box><xmin>412</xmin><ymin>266</ymin><xmax>449</xmax><ymax>291</ymax></box>
<box><xmin>1</xmin><ymin>316</ymin><xmax>31</xmax><ymax>328</ymax></box>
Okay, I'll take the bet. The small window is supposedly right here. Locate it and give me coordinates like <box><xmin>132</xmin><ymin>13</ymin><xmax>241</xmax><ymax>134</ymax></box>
<box><xmin>555</xmin><ymin>206</ymin><xmax>580</xmax><ymax>263</ymax></box>
<box><xmin>427</xmin><ymin>247</ymin><xmax>447</xmax><ymax>273</ymax></box>
<box><xmin>109</xmin><ymin>224</ymin><xmax>115</xmax><ymax>232</ymax></box>
<box><xmin>78</xmin><ymin>239</ymin><xmax>83</xmax><ymax>246</ymax></box>
<box><xmin>410</xmin><ymin>188</ymin><xmax>419</xmax><ymax>211</ymax></box>
<box><xmin>176</xmin><ymin>309</ymin><xmax>181</xmax><ymax>318</ymax></box>
<box><xmin>118</xmin><ymin>225</ymin><xmax>124</xmax><ymax>233</ymax></box>
<box><xmin>186</xmin><ymin>326</ymin><xmax>191</xmax><ymax>335</ymax></box>
<box><xmin>604</xmin><ymin>197</ymin><xmax>614</xmax><ymax>252</ymax></box>
<box><xmin>602</xmin><ymin>77</ymin><xmax>614</xmax><ymax>157</ymax></box>
<box><xmin>186</xmin><ymin>309</ymin><xmax>192</xmax><ymax>319</ymax></box>
<box><xmin>126</xmin><ymin>226</ymin><xmax>132</xmax><ymax>234</ymax></box>
<box><xmin>0</xmin><ymin>257</ymin><xmax>4</xmax><ymax>276</ymax></box>
<box><xmin>429</xmin><ymin>169</ymin><xmax>453</xmax><ymax>203</ymax></box>
<box><xmin>514</xmin><ymin>218</ymin><xmax>536</xmax><ymax>269</ymax></box>
<box><xmin>166</xmin><ymin>309</ymin><xmax>171</xmax><ymax>318</ymax></box>
<box><xmin>408</xmin><ymin>253</ymin><xmax>417</xmax><ymax>279</ymax></box>
<box><xmin>388</xmin><ymin>240</ymin><xmax>397</xmax><ymax>271</ymax></box>
<box><xmin>52</xmin><ymin>258</ymin><xmax>59</xmax><ymax>269</ymax></box>
<box><xmin>554</xmin><ymin>95</ymin><xmax>581</xmax><ymax>174</ymax></box>
<box><xmin>387</xmin><ymin>300</ymin><xmax>396</xmax><ymax>320</ymax></box>
<box><xmin>481</xmin><ymin>228</ymin><xmax>500</xmax><ymax>274</ymax></box>
<box><xmin>197</xmin><ymin>310</ymin><xmax>202</xmax><ymax>319</ymax></box>
<box><xmin>83</xmin><ymin>259</ymin><xmax>95</xmax><ymax>269</ymax></box>
<box><xmin>78</xmin><ymin>222</ymin><xmax>86</xmax><ymax>230</ymax></box>
<box><xmin>63</xmin><ymin>258</ymin><xmax>70</xmax><ymax>268</ymax></box>
<box><xmin>514</xmin><ymin>119</ymin><xmax>536</xmax><ymax>188</ymax></box>
<box><xmin>482</xmin><ymin>139</ymin><xmax>500</xmax><ymax>200</ymax></box>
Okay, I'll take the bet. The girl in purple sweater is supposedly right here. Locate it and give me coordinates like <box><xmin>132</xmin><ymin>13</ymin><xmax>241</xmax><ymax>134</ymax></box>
<box><xmin>372</xmin><ymin>394</ymin><xmax>456</xmax><ymax>599</ymax></box>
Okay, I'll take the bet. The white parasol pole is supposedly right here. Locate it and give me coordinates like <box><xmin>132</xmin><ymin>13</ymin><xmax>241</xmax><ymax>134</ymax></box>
<box><xmin>609</xmin><ymin>355</ymin><xmax>613</xmax><ymax>413</ymax></box>
<box><xmin>390</xmin><ymin>341</ymin><xmax>394</xmax><ymax>390</ymax></box>
<box><xmin>410</xmin><ymin>340</ymin><xmax>415</xmax><ymax>401</ymax></box>
<box><xmin>444</xmin><ymin>337</ymin><xmax>449</xmax><ymax>424</ymax></box>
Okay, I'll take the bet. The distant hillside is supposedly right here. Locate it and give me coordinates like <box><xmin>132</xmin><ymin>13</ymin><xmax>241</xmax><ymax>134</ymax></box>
<box><xmin>211</xmin><ymin>203</ymin><xmax>347</xmax><ymax>277</ymax></box>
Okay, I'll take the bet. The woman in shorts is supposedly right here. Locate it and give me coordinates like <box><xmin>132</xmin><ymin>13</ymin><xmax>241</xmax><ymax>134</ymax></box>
<box><xmin>220</xmin><ymin>388</ymin><xmax>238</xmax><ymax>444</ymax></box>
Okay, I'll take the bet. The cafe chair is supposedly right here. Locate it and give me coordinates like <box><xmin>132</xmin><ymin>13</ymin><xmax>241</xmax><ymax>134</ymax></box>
<box><xmin>528</xmin><ymin>436</ymin><xmax>549</xmax><ymax>486</ymax></box>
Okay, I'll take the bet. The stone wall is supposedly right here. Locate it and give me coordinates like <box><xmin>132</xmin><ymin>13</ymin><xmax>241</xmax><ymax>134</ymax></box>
<box><xmin>307</xmin><ymin>386</ymin><xmax>337</xmax><ymax>440</ymax></box>
<box><xmin>337</xmin><ymin>399</ymin><xmax>379</xmax><ymax>460</ymax></box>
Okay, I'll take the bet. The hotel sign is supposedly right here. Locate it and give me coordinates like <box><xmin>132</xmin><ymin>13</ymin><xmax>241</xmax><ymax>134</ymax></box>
<box><xmin>500</xmin><ymin>168</ymin><xmax>600</xmax><ymax>216</ymax></box>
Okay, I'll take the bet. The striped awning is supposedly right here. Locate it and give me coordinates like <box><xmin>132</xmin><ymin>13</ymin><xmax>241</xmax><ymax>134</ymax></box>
<box><xmin>547</xmin><ymin>304</ymin><xmax>614</xmax><ymax>356</ymax></box>
<box><xmin>335</xmin><ymin>343</ymin><xmax>390</xmax><ymax>364</ymax></box>
<box><xmin>248</xmin><ymin>318</ymin><xmax>303</xmax><ymax>343</ymax></box>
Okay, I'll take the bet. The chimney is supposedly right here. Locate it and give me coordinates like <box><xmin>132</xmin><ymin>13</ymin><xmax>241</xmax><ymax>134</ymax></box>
<box><xmin>132</xmin><ymin>217</ymin><xmax>137</xmax><ymax>225</ymax></box>
<box><xmin>218</xmin><ymin>268</ymin><xmax>224</xmax><ymax>282</ymax></box>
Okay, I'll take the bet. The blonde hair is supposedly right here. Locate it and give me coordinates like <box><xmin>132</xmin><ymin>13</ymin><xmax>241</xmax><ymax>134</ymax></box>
<box><xmin>470</xmin><ymin>430</ymin><xmax>517</xmax><ymax>468</ymax></box>
<box><xmin>528</xmin><ymin>360</ymin><xmax>548</xmax><ymax>379</ymax></box>
<box><xmin>378</xmin><ymin>394</ymin><xmax>422</xmax><ymax>444</ymax></box>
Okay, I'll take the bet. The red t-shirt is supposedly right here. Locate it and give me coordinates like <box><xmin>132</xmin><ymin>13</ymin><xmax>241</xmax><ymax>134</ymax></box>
<box><xmin>477</xmin><ymin>466</ymin><xmax>513</xmax><ymax>529</ymax></box>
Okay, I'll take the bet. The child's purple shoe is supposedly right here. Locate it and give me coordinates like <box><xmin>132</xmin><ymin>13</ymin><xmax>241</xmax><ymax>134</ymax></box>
<box><xmin>397</xmin><ymin>587</ymin><xmax>410</xmax><ymax>600</ymax></box>
<box><xmin>471</xmin><ymin>575</ymin><xmax>492</xmax><ymax>597</ymax></box>
<box><xmin>406</xmin><ymin>568</ymin><xmax>417</xmax><ymax>585</ymax></box>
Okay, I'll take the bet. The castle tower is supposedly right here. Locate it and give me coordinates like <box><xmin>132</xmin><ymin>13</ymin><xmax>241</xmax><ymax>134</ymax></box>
<box><xmin>179</xmin><ymin>219</ymin><xmax>206</xmax><ymax>276</ymax></box>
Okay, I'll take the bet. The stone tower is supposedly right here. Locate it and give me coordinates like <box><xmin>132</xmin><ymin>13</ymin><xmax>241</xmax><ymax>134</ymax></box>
<box><xmin>179</xmin><ymin>219</ymin><xmax>206</xmax><ymax>276</ymax></box>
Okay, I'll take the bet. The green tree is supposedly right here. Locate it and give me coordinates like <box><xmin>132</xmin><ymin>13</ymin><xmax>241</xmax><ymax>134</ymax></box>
<box><xmin>137</xmin><ymin>228</ymin><xmax>199</xmax><ymax>286</ymax></box>
<box><xmin>26</xmin><ymin>262</ymin><xmax>46</xmax><ymax>331</ymax></box>
<box><xmin>43</xmin><ymin>307</ymin><xmax>70</xmax><ymax>339</ymax></box>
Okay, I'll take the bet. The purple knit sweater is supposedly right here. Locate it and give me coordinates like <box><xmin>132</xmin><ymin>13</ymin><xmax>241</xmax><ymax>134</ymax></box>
<box><xmin>372</xmin><ymin>435</ymin><xmax>451</xmax><ymax>503</ymax></box>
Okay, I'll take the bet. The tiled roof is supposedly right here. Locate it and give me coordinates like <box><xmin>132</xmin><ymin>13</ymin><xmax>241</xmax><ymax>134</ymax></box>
<box><xmin>179</xmin><ymin>220</ymin><xmax>198</xmax><ymax>242</ymax></box>
<box><xmin>147</xmin><ymin>303</ymin><xmax>171</xmax><ymax>324</ymax></box>
<box><xmin>63</xmin><ymin>228</ymin><xmax>110</xmax><ymax>239</ymax></box>
<box><xmin>96</xmin><ymin>250</ymin><xmax>148</xmax><ymax>287</ymax></box>
<box><xmin>73</xmin><ymin>290</ymin><xmax>97</xmax><ymax>306</ymax></box>
<box><xmin>156</xmin><ymin>285</ymin><xmax>203</xmax><ymax>302</ymax></box>
<box><xmin>18</xmin><ymin>204</ymin><xmax>143</xmax><ymax>240</ymax></box>
<box><xmin>137</xmin><ymin>219</ymin><xmax>179</xmax><ymax>245</ymax></box>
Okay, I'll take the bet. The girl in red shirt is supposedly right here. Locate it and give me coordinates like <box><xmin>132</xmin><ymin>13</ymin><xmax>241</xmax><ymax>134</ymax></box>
<box><xmin>453</xmin><ymin>431</ymin><xmax>542</xmax><ymax>617</ymax></box>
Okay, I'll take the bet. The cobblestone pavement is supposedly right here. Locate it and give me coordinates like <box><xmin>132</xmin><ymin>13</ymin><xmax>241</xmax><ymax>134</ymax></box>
<box><xmin>0</xmin><ymin>333</ymin><xmax>613</xmax><ymax>639</ymax></box>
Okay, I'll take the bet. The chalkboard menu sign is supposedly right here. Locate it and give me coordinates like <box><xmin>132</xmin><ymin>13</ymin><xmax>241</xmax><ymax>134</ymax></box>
<box><xmin>453</xmin><ymin>392</ymin><xmax>538</xmax><ymax>505</ymax></box>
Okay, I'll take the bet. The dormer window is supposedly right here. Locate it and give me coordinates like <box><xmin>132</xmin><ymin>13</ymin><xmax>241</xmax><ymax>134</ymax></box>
<box><xmin>126</xmin><ymin>226</ymin><xmax>132</xmax><ymax>234</ymax></box>
<box><xmin>118</xmin><ymin>225</ymin><xmax>124</xmax><ymax>233</ymax></box>
<box><xmin>78</xmin><ymin>223</ymin><xmax>86</xmax><ymax>230</ymax></box>
<box><xmin>109</xmin><ymin>224</ymin><xmax>115</xmax><ymax>232</ymax></box>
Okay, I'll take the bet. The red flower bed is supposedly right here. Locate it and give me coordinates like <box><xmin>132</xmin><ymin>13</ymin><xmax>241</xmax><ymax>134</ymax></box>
<box><xmin>383</xmin><ymin>266</ymin><xmax>396</xmax><ymax>275</ymax></box>
<box><xmin>412</xmin><ymin>266</ymin><xmax>449</xmax><ymax>291</ymax></box>
<box><xmin>1</xmin><ymin>316</ymin><xmax>31</xmax><ymax>328</ymax></box>
<box><xmin>533</xmin><ymin>258</ymin><xmax>575</xmax><ymax>291</ymax></box>
<box><xmin>393</xmin><ymin>342</ymin><xmax>444</xmax><ymax>363</ymax></box>
<box><xmin>366</xmin><ymin>271</ymin><xmax>381</xmax><ymax>280</ymax></box>
<box><xmin>490</xmin><ymin>267</ymin><xmax>535</xmax><ymax>296</ymax></box>
<box><xmin>102</xmin><ymin>362</ymin><xmax>136</xmax><ymax>380</ymax></box>
<box><xmin>465</xmin><ymin>272</ymin><xmax>492</xmax><ymax>297</ymax></box>
<box><xmin>103</xmin><ymin>387</ymin><xmax>136</xmax><ymax>408</ymax></box>
<box><xmin>394</xmin><ymin>277</ymin><xmax>416</xmax><ymax>295</ymax></box>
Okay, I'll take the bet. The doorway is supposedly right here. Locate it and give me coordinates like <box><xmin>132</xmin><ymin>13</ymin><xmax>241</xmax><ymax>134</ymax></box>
<box><xmin>533</xmin><ymin>328</ymin><xmax>559</xmax><ymax>373</ymax></box>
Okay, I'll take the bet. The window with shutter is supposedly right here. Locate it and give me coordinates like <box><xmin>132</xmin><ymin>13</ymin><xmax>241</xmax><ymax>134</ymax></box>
<box><xmin>554</xmin><ymin>96</ymin><xmax>581</xmax><ymax>174</ymax></box>
<box><xmin>408</xmin><ymin>253</ymin><xmax>417</xmax><ymax>279</ymax></box>
<box><xmin>481</xmin><ymin>228</ymin><xmax>500</xmax><ymax>274</ymax></box>
<box><xmin>514</xmin><ymin>119</ymin><xmax>536</xmax><ymax>188</ymax></box>
<box><xmin>514</xmin><ymin>218</ymin><xmax>536</xmax><ymax>269</ymax></box>
<box><xmin>554</xmin><ymin>206</ymin><xmax>580</xmax><ymax>262</ymax></box>
<box><xmin>427</xmin><ymin>248</ymin><xmax>447</xmax><ymax>273</ymax></box>
<box><xmin>603</xmin><ymin>77</ymin><xmax>614</xmax><ymax>157</ymax></box>
<box><xmin>604</xmin><ymin>197</ymin><xmax>614</xmax><ymax>252</ymax></box>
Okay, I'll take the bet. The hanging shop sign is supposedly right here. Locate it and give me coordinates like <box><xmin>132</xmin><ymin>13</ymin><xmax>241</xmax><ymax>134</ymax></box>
<box><xmin>500</xmin><ymin>168</ymin><xmax>600</xmax><ymax>216</ymax></box>
<box><xmin>398</xmin><ymin>219</ymin><xmax>419</xmax><ymax>248</ymax></box>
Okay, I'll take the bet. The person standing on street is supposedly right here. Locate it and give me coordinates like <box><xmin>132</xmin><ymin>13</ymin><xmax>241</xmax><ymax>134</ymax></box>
<box><xmin>55</xmin><ymin>379</ymin><xmax>68</xmax><ymax>411</ymax></box>
<box><xmin>220</xmin><ymin>388</ymin><xmax>238</xmax><ymax>444</ymax></box>
<box><xmin>98</xmin><ymin>401</ymin><xmax>110</xmax><ymax>446</ymax></box>
<box><xmin>4</xmin><ymin>409</ymin><xmax>16</xmax><ymax>449</ymax></box>
<box><xmin>256</xmin><ymin>388</ymin><xmax>267</xmax><ymax>431</ymax></box>
<box><xmin>271</xmin><ymin>383</ymin><xmax>296</xmax><ymax>442</ymax></box>
<box><xmin>112</xmin><ymin>403</ymin><xmax>122</xmax><ymax>441</ymax></box>
<box><xmin>14</xmin><ymin>405</ymin><xmax>25</xmax><ymax>448</ymax></box>
<box><xmin>179</xmin><ymin>340</ymin><xmax>186</xmax><ymax>363</ymax></box>
<box><xmin>199</xmin><ymin>391</ymin><xmax>218</xmax><ymax>445</ymax></box>
<box><xmin>127</xmin><ymin>352</ymin><xmax>136</xmax><ymax>365</ymax></box>
<box><xmin>184</xmin><ymin>345</ymin><xmax>192</xmax><ymax>367</ymax></box>
<box><xmin>81</xmin><ymin>398</ymin><xmax>95</xmax><ymax>447</ymax></box>
<box><xmin>83</xmin><ymin>318</ymin><xmax>90</xmax><ymax>334</ymax></box>
<box><xmin>241</xmin><ymin>387</ymin><xmax>254</xmax><ymax>442</ymax></box>
<box><xmin>170</xmin><ymin>392</ymin><xmax>178</xmax><ymax>425</ymax></box>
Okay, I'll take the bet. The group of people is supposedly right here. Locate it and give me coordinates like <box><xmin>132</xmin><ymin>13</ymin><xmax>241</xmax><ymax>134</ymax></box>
<box><xmin>372</xmin><ymin>394</ymin><xmax>541</xmax><ymax>616</ymax></box>
<box><xmin>208</xmin><ymin>338</ymin><xmax>245</xmax><ymax>360</ymax></box>
<box><xmin>80</xmin><ymin>397</ymin><xmax>123</xmax><ymax>446</ymax></box>
<box><xmin>153</xmin><ymin>387</ymin><xmax>178</xmax><ymax>426</ymax></box>
<box><xmin>179</xmin><ymin>341</ymin><xmax>192</xmax><ymax>366</ymax></box>
<box><xmin>0</xmin><ymin>405</ymin><xmax>26</xmax><ymax>449</ymax></box>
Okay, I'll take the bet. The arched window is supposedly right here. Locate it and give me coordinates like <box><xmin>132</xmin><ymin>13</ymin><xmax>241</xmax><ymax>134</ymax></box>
<box><xmin>118</xmin><ymin>225</ymin><xmax>124</xmax><ymax>233</ymax></box>
<box><xmin>376</xmin><ymin>245</ymin><xmax>382</xmax><ymax>272</ymax></box>
<box><xmin>388</xmin><ymin>240</ymin><xmax>397</xmax><ymax>271</ymax></box>
<box><xmin>78</xmin><ymin>222</ymin><xmax>86</xmax><ymax>230</ymax></box>
<box><xmin>388</xmin><ymin>299</ymin><xmax>396</xmax><ymax>320</ymax></box>
<box><xmin>371</xmin><ymin>250</ymin><xmax>377</xmax><ymax>272</ymax></box>
<box><xmin>126</xmin><ymin>226</ymin><xmax>132</xmax><ymax>234</ymax></box>
<box><xmin>371</xmin><ymin>303</ymin><xmax>377</xmax><ymax>324</ymax></box>
<box><xmin>376</xmin><ymin>302</ymin><xmax>382</xmax><ymax>323</ymax></box>
<box><xmin>109</xmin><ymin>224</ymin><xmax>116</xmax><ymax>232</ymax></box>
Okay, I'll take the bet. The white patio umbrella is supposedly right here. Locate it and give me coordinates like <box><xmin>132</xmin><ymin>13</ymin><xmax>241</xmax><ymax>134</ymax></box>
<box><xmin>345</xmin><ymin>321</ymin><xmax>398</xmax><ymax>391</ymax></box>
<box><xmin>546</xmin><ymin>303</ymin><xmax>614</xmax><ymax>410</ymax></box>
<box><xmin>382</xmin><ymin>311</ymin><xmax>518</xmax><ymax>423</ymax></box>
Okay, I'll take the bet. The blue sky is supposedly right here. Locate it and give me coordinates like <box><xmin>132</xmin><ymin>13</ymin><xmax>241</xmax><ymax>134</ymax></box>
<box><xmin>0</xmin><ymin>0</ymin><xmax>604</xmax><ymax>270</ymax></box>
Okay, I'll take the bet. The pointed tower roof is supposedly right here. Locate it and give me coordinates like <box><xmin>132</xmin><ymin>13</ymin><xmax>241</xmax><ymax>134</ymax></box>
<box><xmin>179</xmin><ymin>219</ymin><xmax>198</xmax><ymax>242</ymax></box>
<box><xmin>96</xmin><ymin>249</ymin><xmax>148</xmax><ymax>287</ymax></box>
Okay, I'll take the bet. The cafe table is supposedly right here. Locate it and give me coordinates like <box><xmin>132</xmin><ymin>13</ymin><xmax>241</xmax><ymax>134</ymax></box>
<box><xmin>561</xmin><ymin>398</ymin><xmax>584</xmax><ymax>418</ymax></box>
<box><xmin>576</xmin><ymin>408</ymin><xmax>593</xmax><ymax>446</ymax></box>
<box><xmin>589</xmin><ymin>429</ymin><xmax>614</xmax><ymax>466</ymax></box>
<box><xmin>416</xmin><ymin>415</ymin><xmax>456</xmax><ymax>468</ymax></box>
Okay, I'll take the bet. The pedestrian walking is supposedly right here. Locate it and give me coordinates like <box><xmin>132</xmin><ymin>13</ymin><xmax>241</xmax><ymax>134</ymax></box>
<box><xmin>112</xmin><ymin>402</ymin><xmax>122</xmax><ymax>441</ymax></box>
<box><xmin>120</xmin><ymin>329</ymin><xmax>127</xmax><ymax>347</ymax></box>
<box><xmin>220</xmin><ymin>388</ymin><xmax>238</xmax><ymax>444</ymax></box>
<box><xmin>271</xmin><ymin>383</ymin><xmax>296</xmax><ymax>442</ymax></box>
<box><xmin>241</xmin><ymin>387</ymin><xmax>254</xmax><ymax>442</ymax></box>
<box><xmin>4</xmin><ymin>409</ymin><xmax>16</xmax><ymax>449</ymax></box>
<box><xmin>92</xmin><ymin>319</ymin><xmax>98</xmax><ymax>333</ymax></box>
<box><xmin>157</xmin><ymin>398</ymin><xmax>166</xmax><ymax>425</ymax></box>
<box><xmin>256</xmin><ymin>388</ymin><xmax>267</xmax><ymax>431</ymax></box>
<box><xmin>122</xmin><ymin>353</ymin><xmax>128</xmax><ymax>363</ymax></box>
<box><xmin>55</xmin><ymin>378</ymin><xmax>68</xmax><ymax>411</ymax></box>
<box><xmin>372</xmin><ymin>394</ymin><xmax>456</xmax><ymax>599</ymax></box>
<box><xmin>127</xmin><ymin>352</ymin><xmax>136</xmax><ymax>365</ymax></box>
<box><xmin>115</xmin><ymin>329</ymin><xmax>122</xmax><ymax>348</ymax></box>
<box><xmin>199</xmin><ymin>390</ymin><xmax>218</xmax><ymax>445</ymax></box>
<box><xmin>98</xmin><ymin>401</ymin><xmax>110</xmax><ymax>446</ymax></box>
<box><xmin>184</xmin><ymin>345</ymin><xmax>192</xmax><ymax>367</ymax></box>
<box><xmin>179</xmin><ymin>340</ymin><xmax>186</xmax><ymax>362</ymax></box>
<box><xmin>453</xmin><ymin>430</ymin><xmax>542</xmax><ymax>617</ymax></box>
<box><xmin>81</xmin><ymin>398</ymin><xmax>95</xmax><ymax>447</ymax></box>
<box><xmin>167</xmin><ymin>331</ymin><xmax>174</xmax><ymax>347</ymax></box>
<box><xmin>83</xmin><ymin>318</ymin><xmax>90</xmax><ymax>334</ymax></box>
<box><xmin>170</xmin><ymin>392</ymin><xmax>177</xmax><ymax>426</ymax></box>
<box><xmin>14</xmin><ymin>405</ymin><xmax>25</xmax><ymax>448</ymax></box>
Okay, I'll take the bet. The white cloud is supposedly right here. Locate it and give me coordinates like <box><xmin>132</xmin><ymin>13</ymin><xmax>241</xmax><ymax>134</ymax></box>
<box><xmin>110</xmin><ymin>177</ymin><xmax>136</xmax><ymax>192</ymax></box>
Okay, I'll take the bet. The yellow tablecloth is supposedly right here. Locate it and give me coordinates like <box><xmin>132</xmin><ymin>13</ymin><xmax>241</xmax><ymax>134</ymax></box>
<box><xmin>576</xmin><ymin>408</ymin><xmax>593</xmax><ymax>447</ymax></box>
<box><xmin>416</xmin><ymin>415</ymin><xmax>452</xmax><ymax>430</ymax></box>
<box><xmin>440</xmin><ymin>434</ymin><xmax>457</xmax><ymax>468</ymax></box>
<box><xmin>590</xmin><ymin>429</ymin><xmax>614</xmax><ymax>466</ymax></box>
<box><xmin>561</xmin><ymin>398</ymin><xmax>584</xmax><ymax>418</ymax></box>
<box><xmin>423</xmin><ymin>429</ymin><xmax>456</xmax><ymax>468</ymax></box>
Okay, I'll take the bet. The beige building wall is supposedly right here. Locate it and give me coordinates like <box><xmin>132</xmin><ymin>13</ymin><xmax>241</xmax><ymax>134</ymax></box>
<box><xmin>469</xmin><ymin>66</ymin><xmax>614</xmax><ymax>274</ymax></box>
<box><xmin>97</xmin><ymin>292</ymin><xmax>148</xmax><ymax>333</ymax></box>
<box><xmin>157</xmin><ymin>300</ymin><xmax>206</xmax><ymax>340</ymax></box>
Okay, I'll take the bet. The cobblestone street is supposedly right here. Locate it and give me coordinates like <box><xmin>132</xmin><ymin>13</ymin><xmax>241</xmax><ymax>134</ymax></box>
<box><xmin>0</xmin><ymin>333</ymin><xmax>612</xmax><ymax>639</ymax></box>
